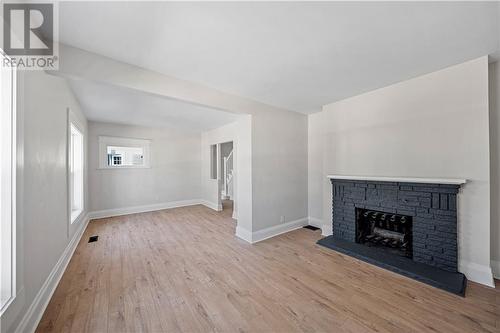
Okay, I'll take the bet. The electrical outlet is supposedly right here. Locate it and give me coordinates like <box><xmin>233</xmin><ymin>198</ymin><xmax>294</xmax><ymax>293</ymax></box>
<box><xmin>280</xmin><ymin>215</ymin><xmax>285</xmax><ymax>223</ymax></box>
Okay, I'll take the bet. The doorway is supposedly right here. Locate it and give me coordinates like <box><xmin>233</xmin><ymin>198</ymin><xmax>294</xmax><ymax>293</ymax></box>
<box><xmin>219</xmin><ymin>141</ymin><xmax>234</xmax><ymax>216</ymax></box>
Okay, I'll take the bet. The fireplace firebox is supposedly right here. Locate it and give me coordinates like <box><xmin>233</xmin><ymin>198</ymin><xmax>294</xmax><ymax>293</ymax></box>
<box><xmin>355</xmin><ymin>208</ymin><xmax>412</xmax><ymax>258</ymax></box>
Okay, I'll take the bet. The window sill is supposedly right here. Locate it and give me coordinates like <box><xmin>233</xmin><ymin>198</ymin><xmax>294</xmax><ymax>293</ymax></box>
<box><xmin>71</xmin><ymin>209</ymin><xmax>83</xmax><ymax>224</ymax></box>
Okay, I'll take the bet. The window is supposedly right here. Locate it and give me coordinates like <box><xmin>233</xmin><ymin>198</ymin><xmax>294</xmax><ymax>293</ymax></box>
<box><xmin>1</xmin><ymin>52</ymin><xmax>16</xmax><ymax>314</ymax></box>
<box><xmin>69</xmin><ymin>123</ymin><xmax>84</xmax><ymax>223</ymax></box>
<box><xmin>98</xmin><ymin>136</ymin><xmax>151</xmax><ymax>169</ymax></box>
<box><xmin>107</xmin><ymin>145</ymin><xmax>143</xmax><ymax>167</ymax></box>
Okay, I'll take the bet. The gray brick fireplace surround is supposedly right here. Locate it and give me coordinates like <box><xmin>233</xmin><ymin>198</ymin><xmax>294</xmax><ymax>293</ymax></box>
<box><xmin>317</xmin><ymin>175</ymin><xmax>467</xmax><ymax>295</ymax></box>
<box><xmin>332</xmin><ymin>179</ymin><xmax>460</xmax><ymax>271</ymax></box>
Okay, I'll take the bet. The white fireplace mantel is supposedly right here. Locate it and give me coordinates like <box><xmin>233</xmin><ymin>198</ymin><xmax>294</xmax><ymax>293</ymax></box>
<box><xmin>327</xmin><ymin>175</ymin><xmax>466</xmax><ymax>185</ymax></box>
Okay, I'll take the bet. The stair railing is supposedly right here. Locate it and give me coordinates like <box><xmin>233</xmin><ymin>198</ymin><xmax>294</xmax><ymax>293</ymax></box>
<box><xmin>223</xmin><ymin>150</ymin><xmax>234</xmax><ymax>198</ymax></box>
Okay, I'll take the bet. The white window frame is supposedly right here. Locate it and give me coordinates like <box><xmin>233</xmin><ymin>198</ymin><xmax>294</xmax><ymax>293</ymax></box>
<box><xmin>1</xmin><ymin>51</ymin><xmax>16</xmax><ymax>315</ymax></box>
<box><xmin>98</xmin><ymin>136</ymin><xmax>151</xmax><ymax>169</ymax></box>
<box><xmin>68</xmin><ymin>117</ymin><xmax>84</xmax><ymax>224</ymax></box>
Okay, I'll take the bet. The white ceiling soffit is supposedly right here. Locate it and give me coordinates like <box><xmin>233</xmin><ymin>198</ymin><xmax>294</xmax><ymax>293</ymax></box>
<box><xmin>59</xmin><ymin>2</ymin><xmax>499</xmax><ymax>114</ymax></box>
<box><xmin>68</xmin><ymin>79</ymin><xmax>240</xmax><ymax>131</ymax></box>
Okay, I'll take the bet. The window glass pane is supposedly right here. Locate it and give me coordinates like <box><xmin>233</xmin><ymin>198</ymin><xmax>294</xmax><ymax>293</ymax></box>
<box><xmin>107</xmin><ymin>146</ymin><xmax>144</xmax><ymax>167</ymax></box>
<box><xmin>98</xmin><ymin>136</ymin><xmax>150</xmax><ymax>169</ymax></box>
<box><xmin>1</xmin><ymin>53</ymin><xmax>15</xmax><ymax>312</ymax></box>
<box><xmin>70</xmin><ymin>124</ymin><xmax>83</xmax><ymax>223</ymax></box>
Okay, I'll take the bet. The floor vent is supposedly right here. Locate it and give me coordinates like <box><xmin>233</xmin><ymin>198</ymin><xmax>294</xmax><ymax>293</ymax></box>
<box><xmin>303</xmin><ymin>225</ymin><xmax>320</xmax><ymax>231</ymax></box>
<box><xmin>88</xmin><ymin>235</ymin><xmax>99</xmax><ymax>243</ymax></box>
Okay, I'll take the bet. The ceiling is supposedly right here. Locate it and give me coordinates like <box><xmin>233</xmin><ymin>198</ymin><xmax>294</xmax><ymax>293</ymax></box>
<box><xmin>68</xmin><ymin>79</ymin><xmax>239</xmax><ymax>131</ymax></box>
<box><xmin>59</xmin><ymin>2</ymin><xmax>499</xmax><ymax>114</ymax></box>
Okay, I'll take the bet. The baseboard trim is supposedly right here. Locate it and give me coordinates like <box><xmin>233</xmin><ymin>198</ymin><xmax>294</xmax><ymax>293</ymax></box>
<box><xmin>88</xmin><ymin>199</ymin><xmax>203</xmax><ymax>219</ymax></box>
<box><xmin>235</xmin><ymin>225</ymin><xmax>253</xmax><ymax>243</ymax></box>
<box><xmin>308</xmin><ymin>216</ymin><xmax>323</xmax><ymax>228</ymax></box>
<box><xmin>14</xmin><ymin>213</ymin><xmax>91</xmax><ymax>333</ymax></box>
<box><xmin>236</xmin><ymin>218</ymin><xmax>308</xmax><ymax>244</ymax></box>
<box><xmin>321</xmin><ymin>224</ymin><xmax>333</xmax><ymax>237</ymax></box>
<box><xmin>88</xmin><ymin>199</ymin><xmax>226</xmax><ymax>220</ymax></box>
<box><xmin>459</xmin><ymin>260</ymin><xmax>495</xmax><ymax>287</ymax></box>
<box><xmin>200</xmin><ymin>200</ymin><xmax>222</xmax><ymax>212</ymax></box>
<box><xmin>253</xmin><ymin>218</ymin><xmax>308</xmax><ymax>243</ymax></box>
<box><xmin>307</xmin><ymin>217</ymin><xmax>332</xmax><ymax>237</ymax></box>
<box><xmin>491</xmin><ymin>260</ymin><xmax>500</xmax><ymax>279</ymax></box>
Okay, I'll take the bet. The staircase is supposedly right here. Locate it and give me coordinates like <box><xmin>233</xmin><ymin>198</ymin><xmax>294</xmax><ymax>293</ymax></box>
<box><xmin>222</xmin><ymin>150</ymin><xmax>234</xmax><ymax>199</ymax></box>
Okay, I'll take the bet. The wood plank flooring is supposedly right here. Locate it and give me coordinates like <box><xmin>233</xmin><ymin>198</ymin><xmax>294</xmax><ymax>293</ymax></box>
<box><xmin>37</xmin><ymin>204</ymin><xmax>499</xmax><ymax>333</ymax></box>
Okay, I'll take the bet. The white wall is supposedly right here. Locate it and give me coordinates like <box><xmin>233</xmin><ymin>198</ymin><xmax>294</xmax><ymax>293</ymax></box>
<box><xmin>201</xmin><ymin>121</ymin><xmax>238</xmax><ymax>210</ymax></box>
<box><xmin>57</xmin><ymin>45</ymin><xmax>308</xmax><ymax>238</ymax></box>
<box><xmin>489</xmin><ymin>62</ymin><xmax>500</xmax><ymax>278</ymax></box>
<box><xmin>251</xmin><ymin>109</ymin><xmax>308</xmax><ymax>232</ymax></box>
<box><xmin>308</xmin><ymin>112</ymin><xmax>324</xmax><ymax>225</ymax></box>
<box><xmin>201</xmin><ymin>119</ymin><xmax>247</xmax><ymax>211</ymax></box>
<box><xmin>1</xmin><ymin>71</ymin><xmax>88</xmax><ymax>332</ymax></box>
<box><xmin>200</xmin><ymin>117</ymin><xmax>255</xmax><ymax>234</ymax></box>
<box><xmin>88</xmin><ymin>122</ymin><xmax>202</xmax><ymax>214</ymax></box>
<box><xmin>202</xmin><ymin>110</ymin><xmax>308</xmax><ymax>239</ymax></box>
<box><xmin>309</xmin><ymin>57</ymin><xmax>493</xmax><ymax>286</ymax></box>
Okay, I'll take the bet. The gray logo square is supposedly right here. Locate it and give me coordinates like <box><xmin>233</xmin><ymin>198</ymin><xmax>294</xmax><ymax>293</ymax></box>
<box><xmin>3</xmin><ymin>3</ymin><xmax>54</xmax><ymax>56</ymax></box>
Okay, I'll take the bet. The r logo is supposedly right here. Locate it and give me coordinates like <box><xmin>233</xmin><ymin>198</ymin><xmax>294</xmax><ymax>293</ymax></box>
<box><xmin>3</xmin><ymin>3</ymin><xmax>53</xmax><ymax>56</ymax></box>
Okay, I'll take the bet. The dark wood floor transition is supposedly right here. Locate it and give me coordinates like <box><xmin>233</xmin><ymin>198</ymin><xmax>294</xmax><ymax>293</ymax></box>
<box><xmin>37</xmin><ymin>205</ymin><xmax>499</xmax><ymax>333</ymax></box>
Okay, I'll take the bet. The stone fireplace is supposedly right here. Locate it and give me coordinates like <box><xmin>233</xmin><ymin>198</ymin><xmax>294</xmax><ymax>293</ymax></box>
<box><xmin>317</xmin><ymin>175</ymin><xmax>467</xmax><ymax>295</ymax></box>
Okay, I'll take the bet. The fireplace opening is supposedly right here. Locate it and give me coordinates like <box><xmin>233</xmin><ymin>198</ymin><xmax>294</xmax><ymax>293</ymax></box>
<box><xmin>355</xmin><ymin>208</ymin><xmax>413</xmax><ymax>258</ymax></box>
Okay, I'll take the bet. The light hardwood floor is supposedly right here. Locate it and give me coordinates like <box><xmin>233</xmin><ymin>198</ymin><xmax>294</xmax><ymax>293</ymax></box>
<box><xmin>37</xmin><ymin>204</ymin><xmax>499</xmax><ymax>333</ymax></box>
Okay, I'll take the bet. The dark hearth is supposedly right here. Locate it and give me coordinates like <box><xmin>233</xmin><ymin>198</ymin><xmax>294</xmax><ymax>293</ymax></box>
<box><xmin>317</xmin><ymin>178</ymin><xmax>467</xmax><ymax>296</ymax></box>
<box><xmin>317</xmin><ymin>236</ymin><xmax>467</xmax><ymax>296</ymax></box>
